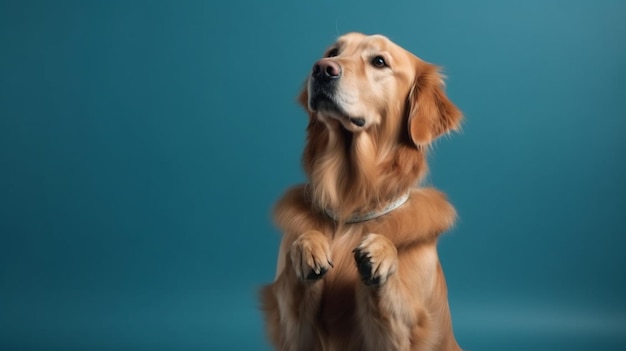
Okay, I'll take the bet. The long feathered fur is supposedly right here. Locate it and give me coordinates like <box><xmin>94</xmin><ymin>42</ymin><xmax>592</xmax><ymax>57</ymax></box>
<box><xmin>261</xmin><ymin>33</ymin><xmax>463</xmax><ymax>351</ymax></box>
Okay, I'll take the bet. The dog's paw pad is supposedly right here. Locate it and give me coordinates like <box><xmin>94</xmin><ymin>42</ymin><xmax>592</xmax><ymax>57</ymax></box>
<box><xmin>291</xmin><ymin>231</ymin><xmax>333</xmax><ymax>282</ymax></box>
<box><xmin>354</xmin><ymin>250</ymin><xmax>383</xmax><ymax>286</ymax></box>
<box><xmin>305</xmin><ymin>266</ymin><xmax>329</xmax><ymax>281</ymax></box>
<box><xmin>353</xmin><ymin>233</ymin><xmax>397</xmax><ymax>286</ymax></box>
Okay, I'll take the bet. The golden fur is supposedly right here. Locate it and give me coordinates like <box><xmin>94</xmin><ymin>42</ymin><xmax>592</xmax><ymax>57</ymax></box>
<box><xmin>260</xmin><ymin>33</ymin><xmax>463</xmax><ymax>351</ymax></box>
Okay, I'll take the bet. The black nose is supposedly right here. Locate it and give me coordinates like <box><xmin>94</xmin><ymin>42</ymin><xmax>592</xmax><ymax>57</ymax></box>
<box><xmin>312</xmin><ymin>59</ymin><xmax>341</xmax><ymax>81</ymax></box>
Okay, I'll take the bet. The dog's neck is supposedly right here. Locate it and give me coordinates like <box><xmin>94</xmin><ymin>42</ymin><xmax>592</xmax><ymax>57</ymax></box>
<box><xmin>304</xmin><ymin>120</ymin><xmax>426</xmax><ymax>223</ymax></box>
<box><xmin>323</xmin><ymin>191</ymin><xmax>410</xmax><ymax>223</ymax></box>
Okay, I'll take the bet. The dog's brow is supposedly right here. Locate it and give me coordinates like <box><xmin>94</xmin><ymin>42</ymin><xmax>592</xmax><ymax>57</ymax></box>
<box><xmin>365</xmin><ymin>45</ymin><xmax>382</xmax><ymax>54</ymax></box>
<box><xmin>364</xmin><ymin>37</ymin><xmax>388</xmax><ymax>53</ymax></box>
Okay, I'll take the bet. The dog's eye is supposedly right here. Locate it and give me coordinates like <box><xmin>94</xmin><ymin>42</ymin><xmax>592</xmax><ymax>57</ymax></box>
<box><xmin>371</xmin><ymin>56</ymin><xmax>387</xmax><ymax>68</ymax></box>
<box><xmin>326</xmin><ymin>48</ymin><xmax>339</xmax><ymax>57</ymax></box>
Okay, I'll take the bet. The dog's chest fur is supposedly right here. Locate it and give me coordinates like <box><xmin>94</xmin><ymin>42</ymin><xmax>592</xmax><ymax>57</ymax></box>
<box><xmin>317</xmin><ymin>226</ymin><xmax>364</xmax><ymax>340</ymax></box>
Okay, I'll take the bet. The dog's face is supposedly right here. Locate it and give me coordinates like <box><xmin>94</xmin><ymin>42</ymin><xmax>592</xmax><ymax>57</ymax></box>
<box><xmin>302</xmin><ymin>32</ymin><xmax>461</xmax><ymax>146</ymax></box>
<box><xmin>306</xmin><ymin>33</ymin><xmax>415</xmax><ymax>132</ymax></box>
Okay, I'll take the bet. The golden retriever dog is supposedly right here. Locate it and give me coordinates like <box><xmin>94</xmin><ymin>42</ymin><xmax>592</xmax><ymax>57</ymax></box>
<box><xmin>260</xmin><ymin>32</ymin><xmax>463</xmax><ymax>351</ymax></box>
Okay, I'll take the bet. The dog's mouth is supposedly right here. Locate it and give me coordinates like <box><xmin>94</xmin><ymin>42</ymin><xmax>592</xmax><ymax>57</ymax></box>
<box><xmin>348</xmin><ymin>117</ymin><xmax>366</xmax><ymax>127</ymax></box>
<box><xmin>309</xmin><ymin>92</ymin><xmax>366</xmax><ymax>128</ymax></box>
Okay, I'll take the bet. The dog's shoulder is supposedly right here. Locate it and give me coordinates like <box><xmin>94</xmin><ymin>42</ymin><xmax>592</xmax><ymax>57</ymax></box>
<box><xmin>273</xmin><ymin>184</ymin><xmax>309</xmax><ymax>220</ymax></box>
<box><xmin>272</xmin><ymin>184</ymin><xmax>327</xmax><ymax>235</ymax></box>
<box><xmin>408</xmin><ymin>187</ymin><xmax>457</xmax><ymax>234</ymax></box>
<box><xmin>367</xmin><ymin>187</ymin><xmax>457</xmax><ymax>247</ymax></box>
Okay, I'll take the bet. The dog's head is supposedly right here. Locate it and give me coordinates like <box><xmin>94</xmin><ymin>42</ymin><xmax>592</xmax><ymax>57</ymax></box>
<box><xmin>300</xmin><ymin>32</ymin><xmax>462</xmax><ymax>146</ymax></box>
<box><xmin>299</xmin><ymin>33</ymin><xmax>462</xmax><ymax>217</ymax></box>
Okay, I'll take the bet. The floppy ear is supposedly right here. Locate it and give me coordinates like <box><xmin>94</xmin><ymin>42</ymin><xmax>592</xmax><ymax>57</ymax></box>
<box><xmin>298</xmin><ymin>82</ymin><xmax>309</xmax><ymax>110</ymax></box>
<box><xmin>407</xmin><ymin>64</ymin><xmax>462</xmax><ymax>146</ymax></box>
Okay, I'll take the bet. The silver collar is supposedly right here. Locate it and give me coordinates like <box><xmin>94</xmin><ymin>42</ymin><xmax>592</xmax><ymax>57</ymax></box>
<box><xmin>324</xmin><ymin>192</ymin><xmax>410</xmax><ymax>224</ymax></box>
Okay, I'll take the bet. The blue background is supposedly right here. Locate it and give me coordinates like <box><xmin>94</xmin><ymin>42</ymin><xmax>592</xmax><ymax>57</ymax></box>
<box><xmin>1</xmin><ymin>0</ymin><xmax>625</xmax><ymax>350</ymax></box>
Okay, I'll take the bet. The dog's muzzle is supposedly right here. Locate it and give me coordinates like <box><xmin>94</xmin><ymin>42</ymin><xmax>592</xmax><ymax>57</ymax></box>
<box><xmin>309</xmin><ymin>59</ymin><xmax>341</xmax><ymax>112</ymax></box>
<box><xmin>308</xmin><ymin>59</ymin><xmax>365</xmax><ymax>127</ymax></box>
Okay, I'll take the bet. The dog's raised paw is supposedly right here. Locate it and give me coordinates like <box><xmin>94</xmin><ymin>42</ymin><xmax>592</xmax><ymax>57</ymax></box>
<box><xmin>291</xmin><ymin>230</ymin><xmax>333</xmax><ymax>281</ymax></box>
<box><xmin>353</xmin><ymin>233</ymin><xmax>398</xmax><ymax>286</ymax></box>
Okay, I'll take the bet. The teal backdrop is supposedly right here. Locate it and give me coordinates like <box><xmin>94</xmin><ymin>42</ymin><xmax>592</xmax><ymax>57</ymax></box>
<box><xmin>1</xmin><ymin>0</ymin><xmax>625</xmax><ymax>350</ymax></box>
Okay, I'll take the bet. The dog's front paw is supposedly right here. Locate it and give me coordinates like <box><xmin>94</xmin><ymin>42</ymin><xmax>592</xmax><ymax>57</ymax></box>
<box><xmin>290</xmin><ymin>230</ymin><xmax>334</xmax><ymax>281</ymax></box>
<box><xmin>353</xmin><ymin>233</ymin><xmax>398</xmax><ymax>286</ymax></box>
